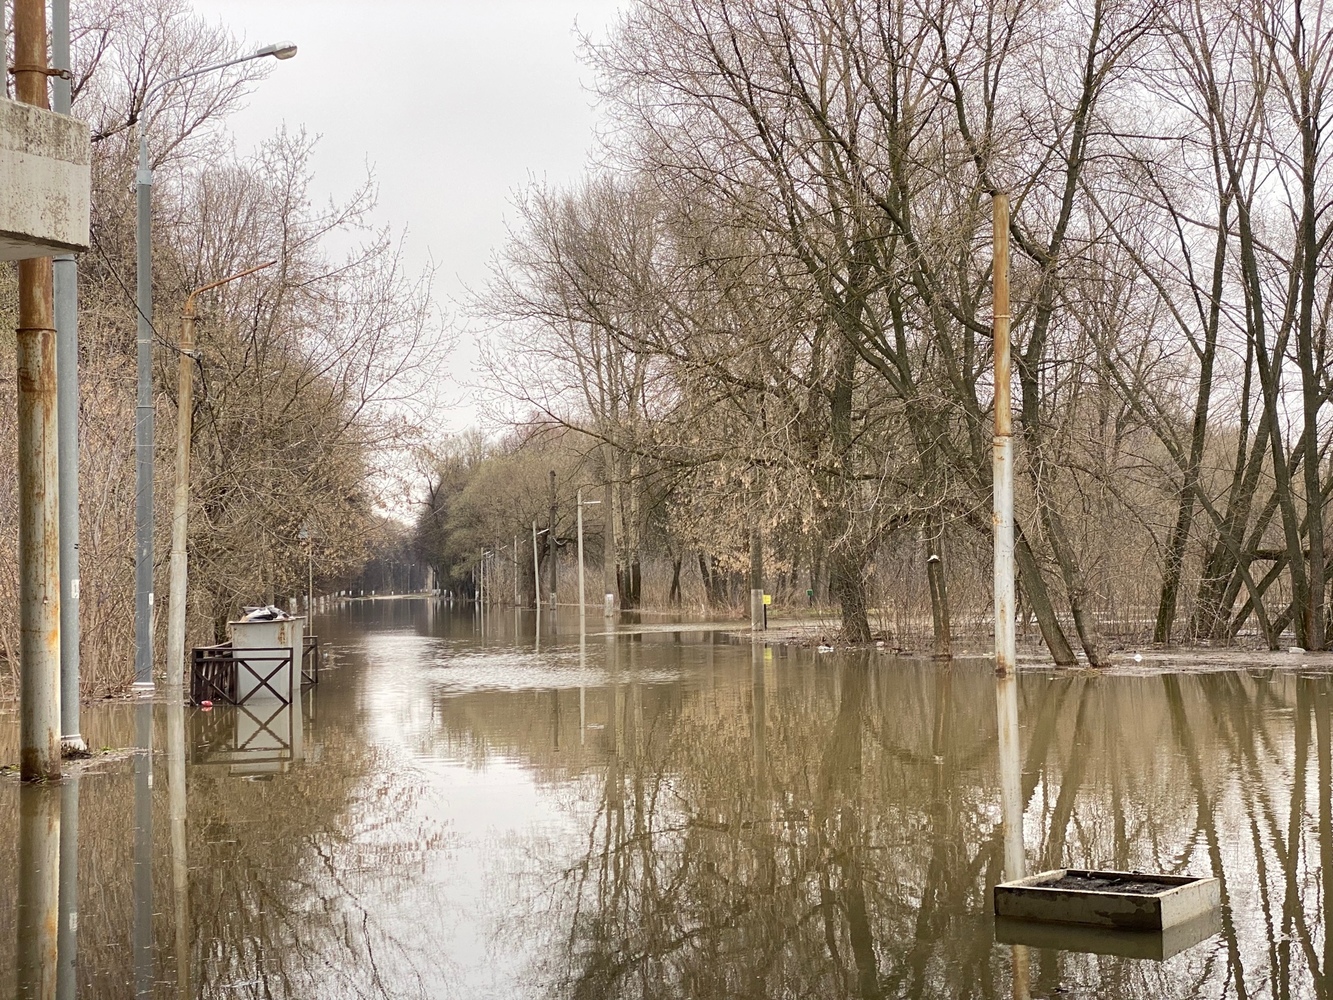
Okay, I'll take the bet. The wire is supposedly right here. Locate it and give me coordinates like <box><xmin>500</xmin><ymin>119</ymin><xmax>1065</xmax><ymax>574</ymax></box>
<box><xmin>89</xmin><ymin>226</ymin><xmax>185</xmax><ymax>356</ymax></box>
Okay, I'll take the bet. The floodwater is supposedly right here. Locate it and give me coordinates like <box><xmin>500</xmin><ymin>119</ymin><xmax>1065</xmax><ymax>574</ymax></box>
<box><xmin>0</xmin><ymin>599</ymin><xmax>1330</xmax><ymax>998</ymax></box>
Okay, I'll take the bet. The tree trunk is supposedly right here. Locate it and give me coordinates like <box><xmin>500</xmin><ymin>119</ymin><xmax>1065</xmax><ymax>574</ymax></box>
<box><xmin>1154</xmin><ymin>197</ymin><xmax>1226</xmax><ymax>643</ymax></box>
<box><xmin>1014</xmin><ymin>532</ymin><xmax>1077</xmax><ymax>666</ymax></box>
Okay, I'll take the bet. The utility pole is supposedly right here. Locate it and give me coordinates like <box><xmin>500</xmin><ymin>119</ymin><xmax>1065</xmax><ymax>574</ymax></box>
<box><xmin>134</xmin><ymin>43</ymin><xmax>296</xmax><ymax>696</ymax></box>
<box><xmin>133</xmin><ymin>111</ymin><xmax>154</xmax><ymax>696</ymax></box>
<box><xmin>577</xmin><ymin>489</ymin><xmax>601</xmax><ymax>625</ymax></box>
<box><xmin>603</xmin><ymin>480</ymin><xmax>615</xmax><ymax>618</ymax></box>
<box><xmin>548</xmin><ymin>470</ymin><xmax>557</xmax><ymax>610</ymax></box>
<box><xmin>166</xmin><ymin>263</ymin><xmax>273</xmax><ymax>695</ymax></box>
<box><xmin>532</xmin><ymin>521</ymin><xmax>541</xmax><ymax>632</ymax></box>
<box><xmin>14</xmin><ymin>0</ymin><xmax>62</xmax><ymax>781</ymax></box>
<box><xmin>993</xmin><ymin>192</ymin><xmax>1016</xmax><ymax>680</ymax></box>
<box><xmin>749</xmin><ymin>527</ymin><xmax>764</xmax><ymax>631</ymax></box>
<box><xmin>993</xmin><ymin>191</ymin><xmax>1024</xmax><ymax>887</ymax></box>
<box><xmin>52</xmin><ymin>0</ymin><xmax>83</xmax><ymax>756</ymax></box>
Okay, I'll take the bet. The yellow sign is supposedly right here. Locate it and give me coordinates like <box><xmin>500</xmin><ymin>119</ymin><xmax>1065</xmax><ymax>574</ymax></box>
<box><xmin>762</xmin><ymin>594</ymin><xmax>772</xmax><ymax>605</ymax></box>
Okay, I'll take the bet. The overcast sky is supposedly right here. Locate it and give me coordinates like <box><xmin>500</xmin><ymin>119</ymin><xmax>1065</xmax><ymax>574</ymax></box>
<box><xmin>190</xmin><ymin>0</ymin><xmax>625</xmax><ymax>431</ymax></box>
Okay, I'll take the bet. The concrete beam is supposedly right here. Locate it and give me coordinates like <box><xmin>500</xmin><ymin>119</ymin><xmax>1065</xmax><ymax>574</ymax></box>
<box><xmin>0</xmin><ymin>96</ymin><xmax>90</xmax><ymax>261</ymax></box>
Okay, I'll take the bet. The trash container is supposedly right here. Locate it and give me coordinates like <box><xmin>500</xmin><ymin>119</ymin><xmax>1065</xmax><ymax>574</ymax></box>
<box><xmin>229</xmin><ymin>614</ymin><xmax>305</xmax><ymax>703</ymax></box>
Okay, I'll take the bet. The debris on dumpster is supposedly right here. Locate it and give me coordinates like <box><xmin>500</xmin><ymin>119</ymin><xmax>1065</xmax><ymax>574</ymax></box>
<box><xmin>240</xmin><ymin>605</ymin><xmax>292</xmax><ymax>622</ymax></box>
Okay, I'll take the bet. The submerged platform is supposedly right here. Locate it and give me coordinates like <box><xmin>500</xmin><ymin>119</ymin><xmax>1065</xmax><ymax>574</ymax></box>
<box><xmin>993</xmin><ymin>868</ymin><xmax>1221</xmax><ymax>932</ymax></box>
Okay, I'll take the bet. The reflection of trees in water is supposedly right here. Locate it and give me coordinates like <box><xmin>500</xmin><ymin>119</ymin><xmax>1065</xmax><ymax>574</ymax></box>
<box><xmin>0</xmin><ymin>700</ymin><xmax>455</xmax><ymax>999</ymax></box>
<box><xmin>513</xmin><ymin>661</ymin><xmax>1333</xmax><ymax>1000</ymax></box>
<box><xmin>187</xmin><ymin>721</ymin><xmax>454</xmax><ymax>997</ymax></box>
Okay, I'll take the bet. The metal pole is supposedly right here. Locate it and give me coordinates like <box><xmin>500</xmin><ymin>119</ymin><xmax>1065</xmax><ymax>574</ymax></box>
<box><xmin>548</xmin><ymin>470</ymin><xmax>557</xmax><ymax>610</ymax></box>
<box><xmin>603</xmin><ymin>479</ymin><xmax>614</xmax><ymax>618</ymax></box>
<box><xmin>166</xmin><ymin>264</ymin><xmax>272</xmax><ymax>695</ymax></box>
<box><xmin>532</xmin><ymin>521</ymin><xmax>540</xmax><ymax>633</ymax></box>
<box><xmin>52</xmin><ymin>0</ymin><xmax>83</xmax><ymax>756</ymax></box>
<box><xmin>992</xmin><ymin>195</ymin><xmax>1027</xmax><ymax>983</ymax></box>
<box><xmin>164</xmin><ymin>306</ymin><xmax>193</xmax><ymax>696</ymax></box>
<box><xmin>993</xmin><ymin>192</ymin><xmax>1016</xmax><ymax>678</ymax></box>
<box><xmin>133</xmin><ymin>130</ymin><xmax>154</xmax><ymax>695</ymax></box>
<box><xmin>577</xmin><ymin>488</ymin><xmax>585</xmax><ymax>623</ymax></box>
<box><xmin>15</xmin><ymin>0</ymin><xmax>62</xmax><ymax>782</ymax></box>
<box><xmin>749</xmin><ymin>527</ymin><xmax>764</xmax><ymax>632</ymax></box>
<box><xmin>513</xmin><ymin>535</ymin><xmax>518</xmax><ymax>606</ymax></box>
<box><xmin>134</xmin><ymin>50</ymin><xmax>295</xmax><ymax>695</ymax></box>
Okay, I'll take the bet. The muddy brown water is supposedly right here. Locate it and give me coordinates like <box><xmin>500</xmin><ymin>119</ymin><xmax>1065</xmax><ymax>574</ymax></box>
<box><xmin>1</xmin><ymin>598</ymin><xmax>1331</xmax><ymax>998</ymax></box>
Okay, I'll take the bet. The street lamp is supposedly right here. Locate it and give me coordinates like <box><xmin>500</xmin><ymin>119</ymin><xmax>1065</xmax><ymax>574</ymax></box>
<box><xmin>532</xmin><ymin>522</ymin><xmax>549</xmax><ymax>635</ymax></box>
<box><xmin>134</xmin><ymin>43</ymin><xmax>297</xmax><ymax>695</ymax></box>
<box><xmin>576</xmin><ymin>489</ymin><xmax>602</xmax><ymax>625</ymax></box>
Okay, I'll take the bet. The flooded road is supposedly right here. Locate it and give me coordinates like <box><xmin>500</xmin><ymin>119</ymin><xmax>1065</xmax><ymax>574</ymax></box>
<box><xmin>0</xmin><ymin>598</ymin><xmax>1330</xmax><ymax>998</ymax></box>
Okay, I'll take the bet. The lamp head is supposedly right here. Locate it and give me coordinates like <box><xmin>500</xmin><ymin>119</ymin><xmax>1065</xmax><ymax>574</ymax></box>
<box><xmin>255</xmin><ymin>42</ymin><xmax>298</xmax><ymax>61</ymax></box>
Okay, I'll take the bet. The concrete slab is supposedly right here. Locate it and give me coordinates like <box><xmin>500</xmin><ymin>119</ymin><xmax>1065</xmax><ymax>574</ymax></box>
<box><xmin>0</xmin><ymin>96</ymin><xmax>89</xmax><ymax>260</ymax></box>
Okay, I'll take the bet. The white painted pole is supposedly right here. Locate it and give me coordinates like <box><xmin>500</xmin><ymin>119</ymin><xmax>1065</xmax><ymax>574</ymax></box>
<box><xmin>577</xmin><ymin>489</ymin><xmax>586</xmax><ymax>624</ymax></box>
<box><xmin>993</xmin><ymin>192</ymin><xmax>1025</xmax><ymax>890</ymax></box>
<box><xmin>533</xmin><ymin>520</ymin><xmax>541</xmax><ymax>636</ymax></box>
<box><xmin>993</xmin><ymin>192</ymin><xmax>1016</xmax><ymax>678</ymax></box>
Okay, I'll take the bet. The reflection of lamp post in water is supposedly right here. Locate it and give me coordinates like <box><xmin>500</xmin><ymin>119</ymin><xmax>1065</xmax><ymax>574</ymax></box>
<box><xmin>134</xmin><ymin>700</ymin><xmax>153</xmax><ymax>997</ymax></box>
<box><xmin>58</xmin><ymin>775</ymin><xmax>79</xmax><ymax>1000</ymax></box>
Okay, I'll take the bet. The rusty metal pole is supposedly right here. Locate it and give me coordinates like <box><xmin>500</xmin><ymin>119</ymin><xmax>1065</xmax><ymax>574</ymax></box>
<box><xmin>993</xmin><ymin>193</ymin><xmax>1025</xmax><ymax>888</ymax></box>
<box><xmin>165</xmin><ymin>303</ymin><xmax>196</xmax><ymax>697</ymax></box>
<box><xmin>166</xmin><ymin>263</ymin><xmax>273</xmax><ymax>696</ymax></box>
<box><xmin>14</xmin><ymin>0</ymin><xmax>62</xmax><ymax>783</ymax></box>
<box><xmin>993</xmin><ymin>192</ymin><xmax>1016</xmax><ymax>679</ymax></box>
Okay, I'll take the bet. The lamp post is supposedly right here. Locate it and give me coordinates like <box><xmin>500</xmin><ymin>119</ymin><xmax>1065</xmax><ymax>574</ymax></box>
<box><xmin>165</xmin><ymin>262</ymin><xmax>274</xmax><ymax>697</ymax></box>
<box><xmin>533</xmin><ymin>522</ymin><xmax>549</xmax><ymax>636</ymax></box>
<box><xmin>134</xmin><ymin>43</ymin><xmax>297</xmax><ymax>695</ymax></box>
<box><xmin>576</xmin><ymin>489</ymin><xmax>601</xmax><ymax>625</ymax></box>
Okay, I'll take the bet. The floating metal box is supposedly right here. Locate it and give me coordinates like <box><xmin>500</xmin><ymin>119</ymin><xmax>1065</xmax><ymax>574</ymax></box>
<box><xmin>993</xmin><ymin>868</ymin><xmax>1221</xmax><ymax>932</ymax></box>
<box><xmin>0</xmin><ymin>96</ymin><xmax>90</xmax><ymax>260</ymax></box>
